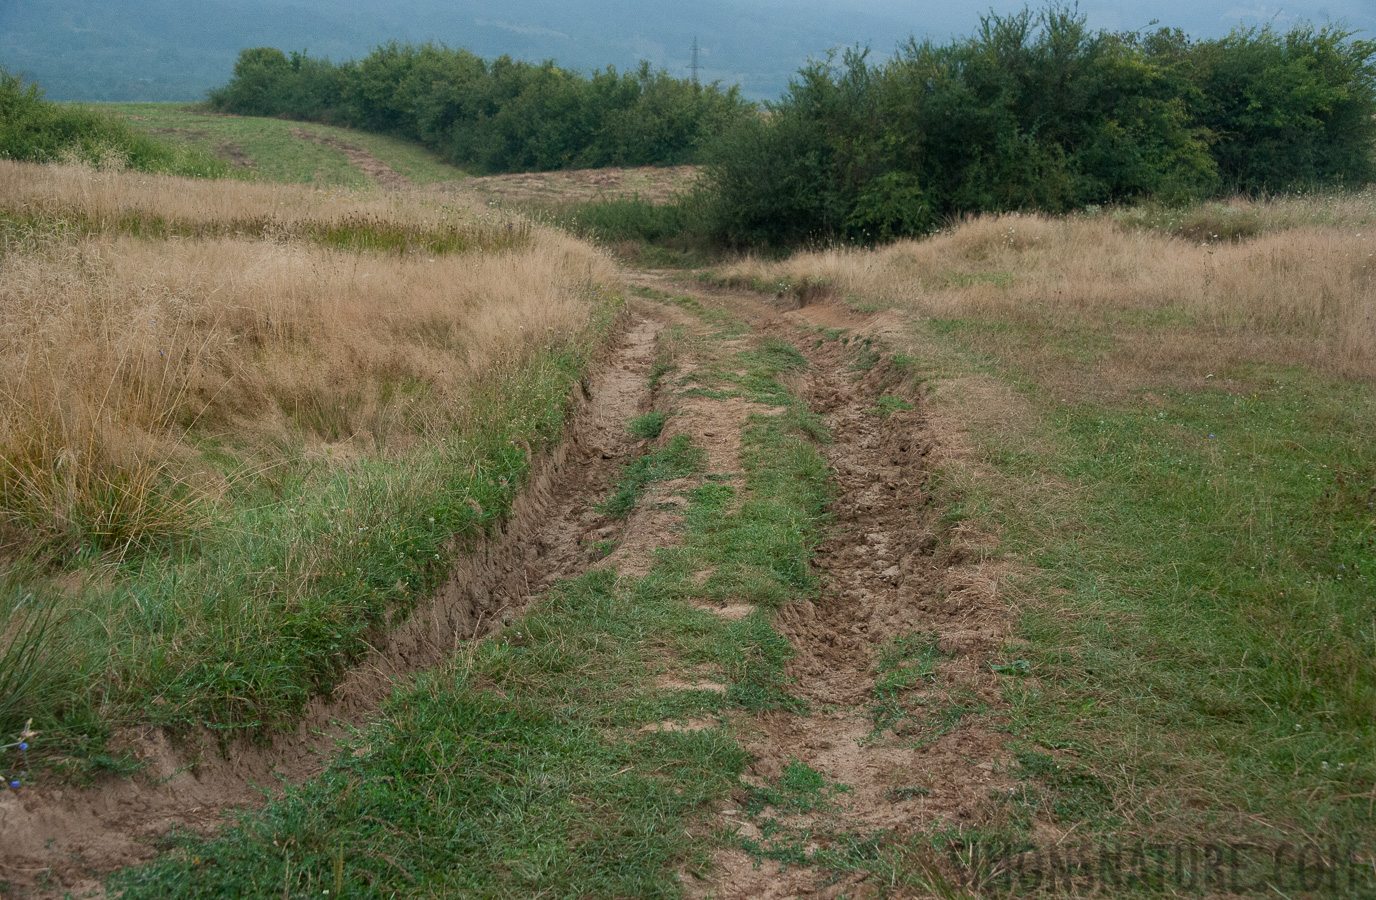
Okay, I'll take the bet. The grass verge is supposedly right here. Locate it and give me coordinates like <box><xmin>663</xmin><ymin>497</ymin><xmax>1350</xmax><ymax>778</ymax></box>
<box><xmin>0</xmin><ymin>325</ymin><xmax>615</xmax><ymax>778</ymax></box>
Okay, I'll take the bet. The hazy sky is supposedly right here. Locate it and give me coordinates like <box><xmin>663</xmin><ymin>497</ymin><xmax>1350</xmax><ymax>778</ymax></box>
<box><xmin>2</xmin><ymin>0</ymin><xmax>1373</xmax><ymax>101</ymax></box>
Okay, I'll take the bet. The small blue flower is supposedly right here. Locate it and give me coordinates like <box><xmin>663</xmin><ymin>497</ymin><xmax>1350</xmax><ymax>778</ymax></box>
<box><xmin>8</xmin><ymin>781</ymin><xmax>17</xmax><ymax>788</ymax></box>
<box><xmin>17</xmin><ymin>743</ymin><xmax>26</xmax><ymax>751</ymax></box>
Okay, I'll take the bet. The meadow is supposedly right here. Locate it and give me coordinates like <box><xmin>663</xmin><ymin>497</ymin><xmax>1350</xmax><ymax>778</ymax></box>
<box><xmin>2</xmin><ymin>42</ymin><xmax>1374</xmax><ymax>895</ymax></box>
<box><xmin>715</xmin><ymin>200</ymin><xmax>1376</xmax><ymax>865</ymax></box>
<box><xmin>97</xmin><ymin>102</ymin><xmax>468</xmax><ymax>187</ymax></box>
<box><xmin>0</xmin><ymin>159</ymin><xmax>619</xmax><ymax>771</ymax></box>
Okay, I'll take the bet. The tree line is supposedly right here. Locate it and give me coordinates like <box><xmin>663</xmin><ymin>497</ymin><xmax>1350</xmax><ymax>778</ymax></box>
<box><xmin>207</xmin><ymin>44</ymin><xmax>751</xmax><ymax>174</ymax></box>
<box><xmin>702</xmin><ymin>9</ymin><xmax>1376</xmax><ymax>246</ymax></box>
<box><xmin>211</xmin><ymin>10</ymin><xmax>1375</xmax><ymax>247</ymax></box>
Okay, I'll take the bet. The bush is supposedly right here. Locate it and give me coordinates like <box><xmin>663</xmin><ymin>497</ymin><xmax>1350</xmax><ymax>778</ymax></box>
<box><xmin>0</xmin><ymin>68</ymin><xmax>228</xmax><ymax>177</ymax></box>
<box><xmin>700</xmin><ymin>7</ymin><xmax>1375</xmax><ymax>248</ymax></box>
<box><xmin>208</xmin><ymin>45</ymin><xmax>751</xmax><ymax>175</ymax></box>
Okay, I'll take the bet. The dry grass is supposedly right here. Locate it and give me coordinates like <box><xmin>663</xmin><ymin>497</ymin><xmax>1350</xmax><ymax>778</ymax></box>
<box><xmin>1114</xmin><ymin>185</ymin><xmax>1376</xmax><ymax>240</ymax></box>
<box><xmin>0</xmin><ymin>161</ymin><xmax>616</xmax><ymax>551</ymax></box>
<box><xmin>723</xmin><ymin>209</ymin><xmax>1376</xmax><ymax>387</ymax></box>
<box><xmin>0</xmin><ymin>159</ymin><xmax>524</xmax><ymax>252</ymax></box>
<box><xmin>432</xmin><ymin>164</ymin><xmax>701</xmax><ymax>210</ymax></box>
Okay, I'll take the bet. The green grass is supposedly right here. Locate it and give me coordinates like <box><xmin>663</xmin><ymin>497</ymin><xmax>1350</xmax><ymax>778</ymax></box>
<box><xmin>627</xmin><ymin>410</ymin><xmax>670</xmax><ymax>440</ymax></box>
<box><xmin>887</xmin><ymin>314</ymin><xmax>1376</xmax><ymax>858</ymax></box>
<box><xmin>599</xmin><ymin>433</ymin><xmax>707</xmax><ymax>517</ymax></box>
<box><xmin>108</xmin><ymin>295</ymin><xmax>839</xmax><ymax>898</ymax></box>
<box><xmin>94</xmin><ymin>103</ymin><xmax>468</xmax><ymax>187</ymax></box>
<box><xmin>870</xmin><ymin>632</ymin><xmax>946</xmax><ymax>736</ymax></box>
<box><xmin>745</xmin><ymin>758</ymin><xmax>852</xmax><ymax>816</ymax></box>
<box><xmin>0</xmin><ymin>204</ymin><xmax>528</xmax><ymax>257</ymax></box>
<box><xmin>0</xmin><ymin>308</ymin><xmax>619</xmax><ymax>780</ymax></box>
<box><xmin>111</xmin><ymin>569</ymin><xmax>751</xmax><ymax>899</ymax></box>
<box><xmin>663</xmin><ymin>274</ymin><xmax>1376</xmax><ymax>895</ymax></box>
<box><xmin>1</xmin><ymin>72</ymin><xmax>227</xmax><ymax>179</ymax></box>
<box><xmin>869</xmin><ymin>394</ymin><xmax>915</xmax><ymax>418</ymax></box>
<box><xmin>543</xmin><ymin>196</ymin><xmax>719</xmax><ymax>268</ymax></box>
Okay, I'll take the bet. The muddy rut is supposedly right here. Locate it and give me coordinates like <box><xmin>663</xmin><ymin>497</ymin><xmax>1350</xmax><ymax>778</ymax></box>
<box><xmin>0</xmin><ymin>315</ymin><xmax>662</xmax><ymax>894</ymax></box>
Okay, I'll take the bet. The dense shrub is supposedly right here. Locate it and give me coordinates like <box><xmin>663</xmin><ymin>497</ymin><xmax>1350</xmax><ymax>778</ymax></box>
<box><xmin>702</xmin><ymin>9</ymin><xmax>1376</xmax><ymax>248</ymax></box>
<box><xmin>0</xmin><ymin>68</ymin><xmax>227</xmax><ymax>177</ymax></box>
<box><xmin>208</xmin><ymin>44</ymin><xmax>750</xmax><ymax>174</ymax></box>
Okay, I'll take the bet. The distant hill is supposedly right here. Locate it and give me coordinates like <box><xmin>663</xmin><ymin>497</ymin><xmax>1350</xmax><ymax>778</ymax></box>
<box><xmin>2</xmin><ymin>0</ymin><xmax>1372</xmax><ymax>103</ymax></box>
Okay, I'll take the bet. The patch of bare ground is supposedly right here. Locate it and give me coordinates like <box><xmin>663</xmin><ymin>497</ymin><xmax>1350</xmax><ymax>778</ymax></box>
<box><xmin>290</xmin><ymin>129</ymin><xmax>412</xmax><ymax>190</ymax></box>
<box><xmin>648</xmin><ymin>278</ymin><xmax>1018</xmax><ymax>899</ymax></box>
<box><xmin>0</xmin><ymin>312</ymin><xmax>663</xmax><ymax>896</ymax></box>
<box><xmin>434</xmin><ymin>164</ymin><xmax>699</xmax><ymax>209</ymax></box>
<box><xmin>215</xmin><ymin>141</ymin><xmax>253</xmax><ymax>169</ymax></box>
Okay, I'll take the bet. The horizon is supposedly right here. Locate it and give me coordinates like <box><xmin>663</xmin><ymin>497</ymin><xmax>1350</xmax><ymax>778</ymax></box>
<box><xmin>2</xmin><ymin>0</ymin><xmax>1373</xmax><ymax>104</ymax></box>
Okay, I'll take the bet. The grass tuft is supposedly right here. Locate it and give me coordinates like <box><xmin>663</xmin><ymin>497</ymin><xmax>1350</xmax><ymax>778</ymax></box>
<box><xmin>600</xmin><ymin>434</ymin><xmax>706</xmax><ymax>518</ymax></box>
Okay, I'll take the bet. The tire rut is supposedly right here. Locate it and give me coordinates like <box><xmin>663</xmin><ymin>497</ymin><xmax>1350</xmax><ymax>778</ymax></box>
<box><xmin>631</xmin><ymin>274</ymin><xmax>1016</xmax><ymax>899</ymax></box>
<box><xmin>0</xmin><ymin>312</ymin><xmax>663</xmax><ymax>896</ymax></box>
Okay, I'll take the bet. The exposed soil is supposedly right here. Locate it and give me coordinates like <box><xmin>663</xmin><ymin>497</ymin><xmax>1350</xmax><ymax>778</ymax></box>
<box><xmin>215</xmin><ymin>141</ymin><xmax>254</xmax><ymax>169</ymax></box>
<box><xmin>290</xmin><ymin>130</ymin><xmax>412</xmax><ymax>190</ymax></box>
<box><xmin>0</xmin><ymin>312</ymin><xmax>663</xmax><ymax>896</ymax></box>
<box><xmin>643</xmin><ymin>277</ymin><xmax>1017</xmax><ymax>899</ymax></box>
<box><xmin>1</xmin><ymin>272</ymin><xmax>1017</xmax><ymax>899</ymax></box>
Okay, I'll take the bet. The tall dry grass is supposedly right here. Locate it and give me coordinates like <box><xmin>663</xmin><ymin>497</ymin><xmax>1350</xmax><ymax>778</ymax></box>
<box><xmin>0</xmin><ymin>162</ymin><xmax>616</xmax><ymax>550</ymax></box>
<box><xmin>1113</xmin><ymin>186</ymin><xmax>1376</xmax><ymax>241</ymax></box>
<box><xmin>0</xmin><ymin>159</ymin><xmax>522</xmax><ymax>252</ymax></box>
<box><xmin>724</xmin><ymin>210</ymin><xmax>1376</xmax><ymax>384</ymax></box>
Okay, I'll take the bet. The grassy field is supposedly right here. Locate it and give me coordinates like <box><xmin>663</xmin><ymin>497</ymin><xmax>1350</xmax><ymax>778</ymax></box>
<box><xmin>4</xmin><ymin>105</ymin><xmax>1374</xmax><ymax>894</ymax></box>
<box><xmin>0</xmin><ymin>160</ymin><xmax>618</xmax><ymax>774</ymax></box>
<box><xmin>90</xmin><ymin>103</ymin><xmax>469</xmax><ymax>187</ymax></box>
<box><xmin>718</xmin><ymin>202</ymin><xmax>1376</xmax><ymax>876</ymax></box>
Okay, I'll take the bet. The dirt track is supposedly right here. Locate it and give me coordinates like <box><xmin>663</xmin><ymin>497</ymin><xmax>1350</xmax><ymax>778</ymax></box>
<box><xmin>1</xmin><ymin>274</ymin><xmax>1014</xmax><ymax>898</ymax></box>
<box><xmin>647</xmin><ymin>276</ymin><xmax>1014</xmax><ymax>898</ymax></box>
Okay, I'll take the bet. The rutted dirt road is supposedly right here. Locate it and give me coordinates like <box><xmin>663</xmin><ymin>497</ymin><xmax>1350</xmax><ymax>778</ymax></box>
<box><xmin>2</xmin><ymin>272</ymin><xmax>1015</xmax><ymax>898</ymax></box>
<box><xmin>631</xmin><ymin>275</ymin><xmax>1015</xmax><ymax>898</ymax></box>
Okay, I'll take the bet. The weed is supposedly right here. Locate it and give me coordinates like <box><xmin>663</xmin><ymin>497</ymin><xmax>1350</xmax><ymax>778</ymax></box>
<box><xmin>628</xmin><ymin>410</ymin><xmax>670</xmax><ymax>440</ymax></box>
<box><xmin>745</xmin><ymin>758</ymin><xmax>852</xmax><ymax>815</ymax></box>
<box><xmin>869</xmin><ymin>394</ymin><xmax>915</xmax><ymax>418</ymax></box>
<box><xmin>850</xmin><ymin>338</ymin><xmax>882</xmax><ymax>372</ymax></box>
<box><xmin>870</xmin><ymin>632</ymin><xmax>946</xmax><ymax>735</ymax></box>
